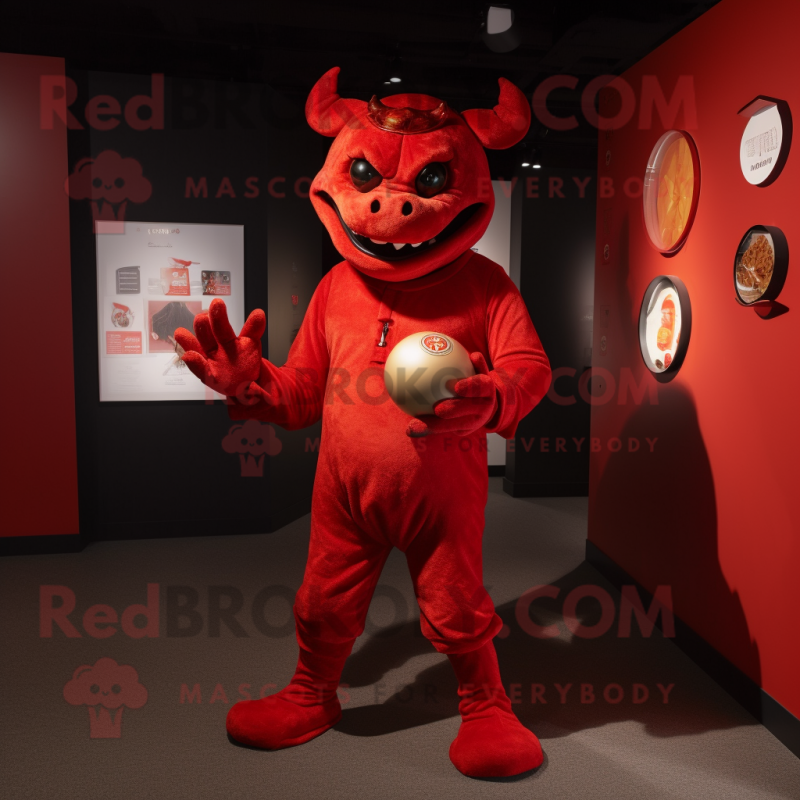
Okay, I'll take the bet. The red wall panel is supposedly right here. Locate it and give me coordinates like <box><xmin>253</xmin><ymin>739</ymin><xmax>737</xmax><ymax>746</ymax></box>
<box><xmin>589</xmin><ymin>0</ymin><xmax>800</xmax><ymax>720</ymax></box>
<box><xmin>0</xmin><ymin>53</ymin><xmax>78</xmax><ymax>537</ymax></box>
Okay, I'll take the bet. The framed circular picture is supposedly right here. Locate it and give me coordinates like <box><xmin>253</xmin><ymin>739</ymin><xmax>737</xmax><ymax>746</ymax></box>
<box><xmin>734</xmin><ymin>225</ymin><xmax>789</xmax><ymax>305</ymax></box>
<box><xmin>638</xmin><ymin>276</ymin><xmax>692</xmax><ymax>375</ymax></box>
<box><xmin>643</xmin><ymin>131</ymin><xmax>700</xmax><ymax>253</ymax></box>
<box><xmin>738</xmin><ymin>96</ymin><xmax>792</xmax><ymax>187</ymax></box>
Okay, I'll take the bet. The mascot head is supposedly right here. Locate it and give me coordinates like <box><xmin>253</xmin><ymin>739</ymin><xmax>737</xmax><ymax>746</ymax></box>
<box><xmin>306</xmin><ymin>67</ymin><xmax>531</xmax><ymax>282</ymax></box>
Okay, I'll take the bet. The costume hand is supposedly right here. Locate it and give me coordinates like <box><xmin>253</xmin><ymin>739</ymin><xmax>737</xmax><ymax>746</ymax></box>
<box><xmin>406</xmin><ymin>352</ymin><xmax>498</xmax><ymax>438</ymax></box>
<box><xmin>174</xmin><ymin>298</ymin><xmax>265</xmax><ymax>400</ymax></box>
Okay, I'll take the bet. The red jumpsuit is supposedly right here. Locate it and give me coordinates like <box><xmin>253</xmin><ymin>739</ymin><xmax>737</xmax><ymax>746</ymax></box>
<box><xmin>229</xmin><ymin>249</ymin><xmax>550</xmax><ymax>653</ymax></box>
<box><xmin>179</xmin><ymin>67</ymin><xmax>552</xmax><ymax>778</ymax></box>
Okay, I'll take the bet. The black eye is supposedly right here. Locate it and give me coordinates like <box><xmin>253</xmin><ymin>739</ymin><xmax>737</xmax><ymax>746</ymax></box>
<box><xmin>92</xmin><ymin>177</ymin><xmax>102</xmax><ymax>188</ymax></box>
<box><xmin>111</xmin><ymin>684</ymin><xmax>122</xmax><ymax>694</ymax></box>
<box><xmin>241</xmin><ymin>438</ymin><xmax>248</xmax><ymax>446</ymax></box>
<box><xmin>90</xmin><ymin>684</ymin><xmax>100</xmax><ymax>694</ymax></box>
<box><xmin>114</xmin><ymin>177</ymin><xmax>125</xmax><ymax>189</ymax></box>
<box><xmin>350</xmin><ymin>159</ymin><xmax>382</xmax><ymax>193</ymax></box>
<box><xmin>415</xmin><ymin>163</ymin><xmax>448</xmax><ymax>198</ymax></box>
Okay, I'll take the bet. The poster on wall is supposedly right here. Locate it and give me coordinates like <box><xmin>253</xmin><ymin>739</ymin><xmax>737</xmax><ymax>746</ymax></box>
<box><xmin>738</xmin><ymin>96</ymin><xmax>792</xmax><ymax>187</ymax></box>
<box><xmin>96</xmin><ymin>221</ymin><xmax>245</xmax><ymax>401</ymax></box>
<box><xmin>638</xmin><ymin>275</ymin><xmax>692</xmax><ymax>376</ymax></box>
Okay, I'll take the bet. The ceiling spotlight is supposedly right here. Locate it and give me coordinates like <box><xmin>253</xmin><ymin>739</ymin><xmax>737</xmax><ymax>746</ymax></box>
<box><xmin>521</xmin><ymin>161</ymin><xmax>530</xmax><ymax>167</ymax></box>
<box><xmin>532</xmin><ymin>163</ymin><xmax>541</xmax><ymax>169</ymax></box>
<box><xmin>383</xmin><ymin>53</ymin><xmax>404</xmax><ymax>86</ymax></box>
<box><xmin>482</xmin><ymin>5</ymin><xmax>521</xmax><ymax>53</ymax></box>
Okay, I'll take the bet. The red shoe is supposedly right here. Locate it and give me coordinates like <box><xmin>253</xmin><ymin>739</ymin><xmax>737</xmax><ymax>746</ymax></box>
<box><xmin>448</xmin><ymin>641</ymin><xmax>544</xmax><ymax>778</ymax></box>
<box><xmin>226</xmin><ymin>636</ymin><xmax>353</xmax><ymax>749</ymax></box>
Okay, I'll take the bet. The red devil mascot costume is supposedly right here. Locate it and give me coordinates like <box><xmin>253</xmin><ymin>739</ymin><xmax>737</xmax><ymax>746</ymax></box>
<box><xmin>176</xmin><ymin>67</ymin><xmax>551</xmax><ymax>778</ymax></box>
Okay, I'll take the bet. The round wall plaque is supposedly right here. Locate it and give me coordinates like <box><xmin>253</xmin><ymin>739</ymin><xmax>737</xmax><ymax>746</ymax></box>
<box><xmin>643</xmin><ymin>131</ymin><xmax>700</xmax><ymax>253</ymax></box>
<box><xmin>739</xmin><ymin>97</ymin><xmax>792</xmax><ymax>187</ymax></box>
<box><xmin>638</xmin><ymin>275</ymin><xmax>692</xmax><ymax>375</ymax></box>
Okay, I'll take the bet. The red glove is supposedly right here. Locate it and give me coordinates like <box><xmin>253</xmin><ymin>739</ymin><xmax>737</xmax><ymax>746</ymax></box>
<box><xmin>406</xmin><ymin>352</ymin><xmax>498</xmax><ymax>438</ymax></box>
<box><xmin>174</xmin><ymin>298</ymin><xmax>265</xmax><ymax>400</ymax></box>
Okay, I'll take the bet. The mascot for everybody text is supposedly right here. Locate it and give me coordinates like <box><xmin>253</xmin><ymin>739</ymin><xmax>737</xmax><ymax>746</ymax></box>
<box><xmin>176</xmin><ymin>67</ymin><xmax>551</xmax><ymax>778</ymax></box>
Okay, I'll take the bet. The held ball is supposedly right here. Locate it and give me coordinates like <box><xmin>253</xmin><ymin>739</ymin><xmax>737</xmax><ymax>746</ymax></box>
<box><xmin>383</xmin><ymin>332</ymin><xmax>475</xmax><ymax>417</ymax></box>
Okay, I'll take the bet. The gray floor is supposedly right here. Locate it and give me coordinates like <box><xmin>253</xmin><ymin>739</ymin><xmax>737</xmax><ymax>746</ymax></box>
<box><xmin>2</xmin><ymin>479</ymin><xmax>799</xmax><ymax>799</ymax></box>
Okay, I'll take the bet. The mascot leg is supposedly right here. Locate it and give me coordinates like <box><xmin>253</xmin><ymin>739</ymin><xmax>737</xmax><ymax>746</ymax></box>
<box><xmin>226</xmin><ymin>631</ymin><xmax>353</xmax><ymax>749</ymax></box>
<box><xmin>227</xmin><ymin>483</ymin><xmax>391</xmax><ymax>749</ymax></box>
<box><xmin>448</xmin><ymin>641</ymin><xmax>543</xmax><ymax>777</ymax></box>
<box><xmin>404</xmin><ymin>490</ymin><xmax>543</xmax><ymax>777</ymax></box>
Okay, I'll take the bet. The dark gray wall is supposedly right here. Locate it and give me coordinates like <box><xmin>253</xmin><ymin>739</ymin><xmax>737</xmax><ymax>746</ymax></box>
<box><xmin>264</xmin><ymin>95</ymin><xmax>325</xmax><ymax>530</ymax></box>
<box><xmin>506</xmin><ymin>168</ymin><xmax>597</xmax><ymax>497</ymax></box>
<box><xmin>68</xmin><ymin>69</ymin><xmax>324</xmax><ymax>541</ymax></box>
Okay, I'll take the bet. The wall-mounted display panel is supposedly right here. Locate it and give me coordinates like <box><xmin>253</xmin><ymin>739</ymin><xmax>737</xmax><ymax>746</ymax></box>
<box><xmin>738</xmin><ymin>96</ymin><xmax>792</xmax><ymax>187</ymax></box>
<box><xmin>96</xmin><ymin>221</ymin><xmax>245</xmax><ymax>401</ymax></box>
<box><xmin>643</xmin><ymin>130</ymin><xmax>700</xmax><ymax>253</ymax></box>
<box><xmin>638</xmin><ymin>275</ymin><xmax>692</xmax><ymax>375</ymax></box>
<box><xmin>734</xmin><ymin>225</ymin><xmax>789</xmax><ymax>305</ymax></box>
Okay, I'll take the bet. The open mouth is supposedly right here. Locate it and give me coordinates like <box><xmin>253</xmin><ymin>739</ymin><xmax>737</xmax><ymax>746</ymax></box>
<box><xmin>319</xmin><ymin>192</ymin><xmax>482</xmax><ymax>261</ymax></box>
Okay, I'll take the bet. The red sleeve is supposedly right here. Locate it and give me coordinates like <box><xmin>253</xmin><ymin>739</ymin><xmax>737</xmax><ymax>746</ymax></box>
<box><xmin>227</xmin><ymin>270</ymin><xmax>333</xmax><ymax>430</ymax></box>
<box><xmin>483</xmin><ymin>263</ymin><xmax>551</xmax><ymax>438</ymax></box>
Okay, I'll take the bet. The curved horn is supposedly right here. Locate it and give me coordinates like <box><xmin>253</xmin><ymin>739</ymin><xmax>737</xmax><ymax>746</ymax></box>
<box><xmin>461</xmin><ymin>78</ymin><xmax>531</xmax><ymax>149</ymax></box>
<box><xmin>368</xmin><ymin>95</ymin><xmax>390</xmax><ymax>116</ymax></box>
<box><xmin>429</xmin><ymin>101</ymin><xmax>449</xmax><ymax>124</ymax></box>
<box><xmin>305</xmin><ymin>67</ymin><xmax>363</xmax><ymax>137</ymax></box>
<box><xmin>367</xmin><ymin>97</ymin><xmax>451</xmax><ymax>134</ymax></box>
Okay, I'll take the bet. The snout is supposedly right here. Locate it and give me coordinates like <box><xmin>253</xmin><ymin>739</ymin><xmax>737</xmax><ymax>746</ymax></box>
<box><xmin>340</xmin><ymin>186</ymin><xmax>449</xmax><ymax>246</ymax></box>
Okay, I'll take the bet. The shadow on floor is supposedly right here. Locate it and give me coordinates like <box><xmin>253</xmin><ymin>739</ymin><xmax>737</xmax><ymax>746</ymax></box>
<box><xmin>339</xmin><ymin>385</ymin><xmax>761</xmax><ymax>746</ymax></box>
<box><xmin>338</xmin><ymin>558</ymin><xmax>756</xmax><ymax>743</ymax></box>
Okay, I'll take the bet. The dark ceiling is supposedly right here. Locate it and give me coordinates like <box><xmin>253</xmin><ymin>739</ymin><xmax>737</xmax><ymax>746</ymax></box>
<box><xmin>2</xmin><ymin>0</ymin><xmax>720</xmax><ymax>169</ymax></box>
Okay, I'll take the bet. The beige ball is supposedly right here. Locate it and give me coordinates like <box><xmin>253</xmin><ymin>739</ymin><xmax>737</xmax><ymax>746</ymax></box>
<box><xmin>384</xmin><ymin>331</ymin><xmax>475</xmax><ymax>417</ymax></box>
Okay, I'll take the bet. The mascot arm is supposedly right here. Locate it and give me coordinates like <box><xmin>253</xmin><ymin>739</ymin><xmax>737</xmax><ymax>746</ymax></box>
<box><xmin>483</xmin><ymin>265</ymin><xmax>552</xmax><ymax>438</ymax></box>
<box><xmin>225</xmin><ymin>271</ymin><xmax>332</xmax><ymax>429</ymax></box>
<box><xmin>407</xmin><ymin>264</ymin><xmax>551</xmax><ymax>440</ymax></box>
